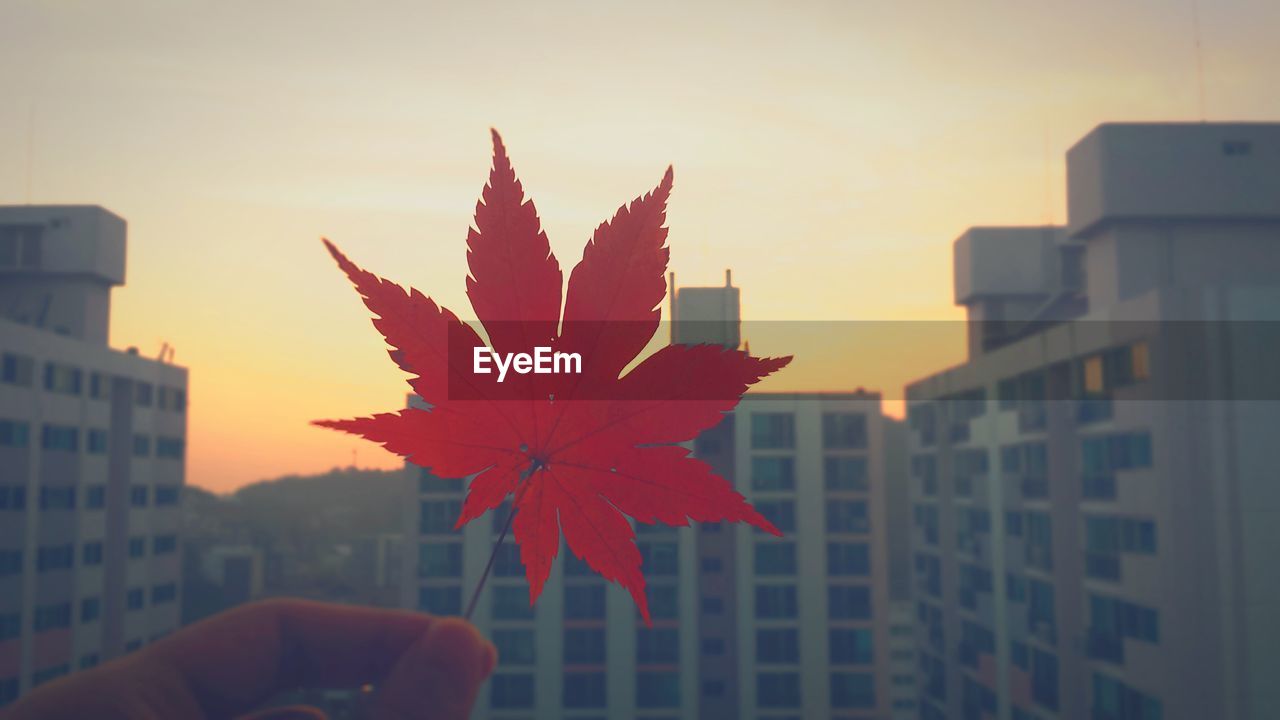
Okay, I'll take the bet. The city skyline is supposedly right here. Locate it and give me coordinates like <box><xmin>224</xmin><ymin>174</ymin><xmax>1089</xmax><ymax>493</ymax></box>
<box><xmin>3</xmin><ymin>0</ymin><xmax>1280</xmax><ymax>492</ymax></box>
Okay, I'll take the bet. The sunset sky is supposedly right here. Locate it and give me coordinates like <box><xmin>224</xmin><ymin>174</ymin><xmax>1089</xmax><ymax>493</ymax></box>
<box><xmin>3</xmin><ymin>0</ymin><xmax>1278</xmax><ymax>492</ymax></box>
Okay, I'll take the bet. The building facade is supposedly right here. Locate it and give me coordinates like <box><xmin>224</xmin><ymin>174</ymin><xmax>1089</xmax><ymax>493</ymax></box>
<box><xmin>403</xmin><ymin>273</ymin><xmax>908</xmax><ymax>719</ymax></box>
<box><xmin>906</xmin><ymin>123</ymin><xmax>1280</xmax><ymax>720</ymax></box>
<box><xmin>0</xmin><ymin>206</ymin><xmax>188</xmax><ymax>706</ymax></box>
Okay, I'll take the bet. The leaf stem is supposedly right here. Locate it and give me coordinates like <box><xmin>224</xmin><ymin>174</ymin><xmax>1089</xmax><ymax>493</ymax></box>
<box><xmin>463</xmin><ymin>464</ymin><xmax>537</xmax><ymax>622</ymax></box>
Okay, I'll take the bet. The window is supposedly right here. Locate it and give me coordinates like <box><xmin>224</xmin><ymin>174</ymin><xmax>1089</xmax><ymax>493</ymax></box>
<box><xmin>43</xmin><ymin>363</ymin><xmax>82</xmax><ymax>395</ymax></box>
<box><xmin>823</xmin><ymin>413</ymin><xmax>867</xmax><ymax>449</ymax></box>
<box><xmin>154</xmin><ymin>485</ymin><xmax>180</xmax><ymax>506</ymax></box>
<box><xmin>701</xmin><ymin>637</ymin><xmax>725</xmax><ymax>655</ymax></box>
<box><xmin>637</xmin><ymin>672</ymin><xmax>681</xmax><ymax>708</ymax></box>
<box><xmin>130</xmin><ymin>486</ymin><xmax>149</xmax><ymax>508</ymax></box>
<box><xmin>754</xmin><ymin>542</ymin><xmax>796</xmax><ymax>576</ymax></box>
<box><xmin>151</xmin><ymin>583</ymin><xmax>178</xmax><ymax>605</ymax></box>
<box><xmin>33</xmin><ymin>603</ymin><xmax>71</xmax><ymax>632</ymax></box>
<box><xmin>490</xmin><ymin>673</ymin><xmax>534</xmax><ymax>708</ymax></box>
<box><xmin>418</xmin><ymin>543</ymin><xmax>462</xmax><ymax>578</ymax></box>
<box><xmin>0</xmin><ymin>675</ymin><xmax>15</xmax><ymax>706</ymax></box>
<box><xmin>156</xmin><ymin>437</ymin><xmax>184</xmax><ymax>459</ymax></box>
<box><xmin>831</xmin><ymin>672</ymin><xmax>876</xmax><ymax>709</ymax></box>
<box><xmin>1082</xmin><ymin>433</ymin><xmax>1153</xmax><ymax>499</ymax></box>
<box><xmin>0</xmin><ymin>224</ymin><xmax>42</xmax><ymax>268</ymax></box>
<box><xmin>638</xmin><ymin>541</ymin><xmax>678</xmax><ymax>576</ymax></box>
<box><xmin>32</xmin><ymin>665</ymin><xmax>69</xmax><ymax>688</ymax></box>
<box><xmin>0</xmin><ymin>550</ymin><xmax>21</xmax><ymax>577</ymax></box>
<box><xmin>153</xmin><ymin>534</ymin><xmax>177</xmax><ymax>555</ymax></box>
<box><xmin>757</xmin><ymin>672</ymin><xmax>800</xmax><ymax>708</ymax></box>
<box><xmin>128</xmin><ymin>536</ymin><xmax>146</xmax><ymax>558</ymax></box>
<box><xmin>492</xmin><ymin>585</ymin><xmax>534</xmax><ymax>619</ymax></box>
<box><xmin>701</xmin><ymin>596</ymin><xmax>724</xmax><ymax>614</ymax></box>
<box><xmin>751</xmin><ymin>457</ymin><xmax>794</xmax><ymax>490</ymax></box>
<box><xmin>830</xmin><ymin>628</ymin><xmax>874</xmax><ymax>664</ymax></box>
<box><xmin>417</xmin><ymin>585</ymin><xmax>461</xmax><ymax>615</ymax></box>
<box><xmin>40</xmin><ymin>486</ymin><xmax>75</xmax><ymax>510</ymax></box>
<box><xmin>79</xmin><ymin>654</ymin><xmax>100</xmax><ymax>669</ymax></box>
<box><xmin>493</xmin><ymin>629</ymin><xmax>535</xmax><ymax>665</ymax></box>
<box><xmin>41</xmin><ymin>425</ymin><xmax>78</xmax><ymax>452</ymax></box>
<box><xmin>37</xmin><ymin>544</ymin><xmax>73</xmax><ymax>572</ymax></box>
<box><xmin>565</xmin><ymin>628</ymin><xmax>606</xmax><ymax>664</ymax></box>
<box><xmin>89</xmin><ymin>373</ymin><xmax>111</xmax><ymax>400</ymax></box>
<box><xmin>0</xmin><ymin>419</ymin><xmax>30</xmax><ymax>448</ymax></box>
<box><xmin>0</xmin><ymin>485</ymin><xmax>26</xmax><ymax>511</ymax></box>
<box><xmin>1026</xmin><ymin>511</ymin><xmax>1053</xmax><ymax>571</ymax></box>
<box><xmin>564</xmin><ymin>584</ymin><xmax>605</xmax><ymax>620</ymax></box>
<box><xmin>0</xmin><ymin>613</ymin><xmax>20</xmax><ymax>641</ymax></box>
<box><xmin>701</xmin><ymin>557</ymin><xmax>723</xmax><ymax>573</ymax></box>
<box><xmin>637</xmin><ymin>627</ymin><xmax>678</xmax><ymax>664</ymax></box>
<box><xmin>1031</xmin><ymin>648</ymin><xmax>1059</xmax><ymax>710</ymax></box>
<box><xmin>828</xmin><ymin>585</ymin><xmax>872</xmax><ymax>620</ymax></box>
<box><xmin>702</xmin><ymin>679</ymin><xmax>725</xmax><ymax>696</ymax></box>
<box><xmin>135</xmin><ymin>382</ymin><xmax>154</xmax><ymax>407</ymax></box>
<box><xmin>827</xmin><ymin>500</ymin><xmax>868</xmax><ymax>534</ymax></box>
<box><xmin>82</xmin><ymin>542</ymin><xmax>103</xmax><ymax>566</ymax></box>
<box><xmin>78</xmin><ymin>594</ymin><xmax>98</xmax><ymax>622</ymax></box>
<box><xmin>1093</xmin><ymin>671</ymin><xmax>1163</xmax><ymax>720</ymax></box>
<box><xmin>649</xmin><ymin>585</ymin><xmax>678</xmax><ymax>619</ymax></box>
<box><xmin>563</xmin><ymin>672</ymin><xmax>606</xmax><ymax>708</ymax></box>
<box><xmin>420</xmin><ymin>500</ymin><xmax>462</xmax><ymax>534</ymax></box>
<box><xmin>84</xmin><ymin>485</ymin><xmax>105</xmax><ymax>509</ymax></box>
<box><xmin>126</xmin><ymin>588</ymin><xmax>145</xmax><ymax>611</ymax></box>
<box><xmin>132</xmin><ymin>435</ymin><xmax>151</xmax><ymax>458</ymax></box>
<box><xmin>751</xmin><ymin>413</ymin><xmax>795</xmax><ymax>449</ymax></box>
<box><xmin>419</xmin><ymin>470</ymin><xmax>463</xmax><ymax>493</ymax></box>
<box><xmin>157</xmin><ymin>386</ymin><xmax>184</xmax><ymax>411</ymax></box>
<box><xmin>86</xmin><ymin>429</ymin><xmax>108</xmax><ymax>454</ymax></box>
<box><xmin>753</xmin><ymin>500</ymin><xmax>796</xmax><ymax>532</ymax></box>
<box><xmin>825</xmin><ymin>456</ymin><xmax>868</xmax><ymax>491</ymax></box>
<box><xmin>756</xmin><ymin>628</ymin><xmax>799</xmax><ymax>663</ymax></box>
<box><xmin>1</xmin><ymin>352</ymin><xmax>35</xmax><ymax>386</ymax></box>
<box><xmin>755</xmin><ymin>585</ymin><xmax>797</xmax><ymax>619</ymax></box>
<box><xmin>828</xmin><ymin>542</ymin><xmax>870</xmax><ymax>576</ymax></box>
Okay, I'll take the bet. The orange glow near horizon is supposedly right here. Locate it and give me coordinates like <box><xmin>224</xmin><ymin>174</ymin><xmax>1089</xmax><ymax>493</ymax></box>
<box><xmin>3</xmin><ymin>1</ymin><xmax>1278</xmax><ymax>491</ymax></box>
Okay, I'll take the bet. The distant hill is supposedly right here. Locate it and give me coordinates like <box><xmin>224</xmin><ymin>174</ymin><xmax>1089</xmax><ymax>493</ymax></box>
<box><xmin>186</xmin><ymin>466</ymin><xmax>407</xmax><ymax>550</ymax></box>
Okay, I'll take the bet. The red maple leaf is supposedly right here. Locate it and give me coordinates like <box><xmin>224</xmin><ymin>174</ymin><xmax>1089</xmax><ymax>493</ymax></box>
<box><xmin>316</xmin><ymin>130</ymin><xmax>790</xmax><ymax>623</ymax></box>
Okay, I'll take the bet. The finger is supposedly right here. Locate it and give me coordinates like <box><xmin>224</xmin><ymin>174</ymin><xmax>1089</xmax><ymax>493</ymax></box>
<box><xmin>371</xmin><ymin>617</ymin><xmax>497</xmax><ymax>720</ymax></box>
<box><xmin>143</xmin><ymin>599</ymin><xmax>438</xmax><ymax>717</ymax></box>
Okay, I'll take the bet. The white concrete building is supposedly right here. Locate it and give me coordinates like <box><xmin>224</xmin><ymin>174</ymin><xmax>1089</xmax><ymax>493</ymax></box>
<box><xmin>906</xmin><ymin>122</ymin><xmax>1280</xmax><ymax>720</ymax></box>
<box><xmin>0</xmin><ymin>206</ymin><xmax>187</xmax><ymax>706</ymax></box>
<box><xmin>403</xmin><ymin>275</ymin><xmax>907</xmax><ymax>719</ymax></box>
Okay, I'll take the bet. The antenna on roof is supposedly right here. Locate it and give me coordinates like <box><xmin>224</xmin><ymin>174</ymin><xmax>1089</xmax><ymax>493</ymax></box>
<box><xmin>1190</xmin><ymin>0</ymin><xmax>1207</xmax><ymax>120</ymax></box>
<box><xmin>24</xmin><ymin>101</ymin><xmax>35</xmax><ymax>204</ymax></box>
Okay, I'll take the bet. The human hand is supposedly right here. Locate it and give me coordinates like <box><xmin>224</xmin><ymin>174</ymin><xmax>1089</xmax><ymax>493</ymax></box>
<box><xmin>0</xmin><ymin>599</ymin><xmax>497</xmax><ymax>720</ymax></box>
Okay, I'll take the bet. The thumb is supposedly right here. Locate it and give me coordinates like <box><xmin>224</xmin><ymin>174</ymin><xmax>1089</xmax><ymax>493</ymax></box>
<box><xmin>371</xmin><ymin>618</ymin><xmax>497</xmax><ymax>720</ymax></box>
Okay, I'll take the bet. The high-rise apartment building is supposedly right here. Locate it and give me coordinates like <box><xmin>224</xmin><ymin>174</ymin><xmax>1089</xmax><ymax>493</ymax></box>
<box><xmin>906</xmin><ymin>123</ymin><xmax>1280</xmax><ymax>720</ymax></box>
<box><xmin>0</xmin><ymin>206</ymin><xmax>188</xmax><ymax>706</ymax></box>
<box><xmin>404</xmin><ymin>271</ymin><xmax>908</xmax><ymax>719</ymax></box>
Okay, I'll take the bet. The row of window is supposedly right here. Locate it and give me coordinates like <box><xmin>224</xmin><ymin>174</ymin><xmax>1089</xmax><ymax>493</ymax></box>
<box><xmin>0</xmin><ymin>534</ymin><xmax>178</xmax><ymax>576</ymax></box>
<box><xmin>0</xmin><ymin>421</ymin><xmax>186</xmax><ymax>460</ymax></box>
<box><xmin>750</xmin><ymin>456</ymin><xmax>869</xmax><ymax>492</ymax></box>
<box><xmin>1</xmin><ymin>353</ymin><xmax>187</xmax><ymax>412</ymax></box>
<box><xmin>750</xmin><ymin>412</ymin><xmax>869</xmax><ymax>451</ymax></box>
<box><xmin>0</xmin><ymin>483</ymin><xmax>180</xmax><ymax>512</ymax></box>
